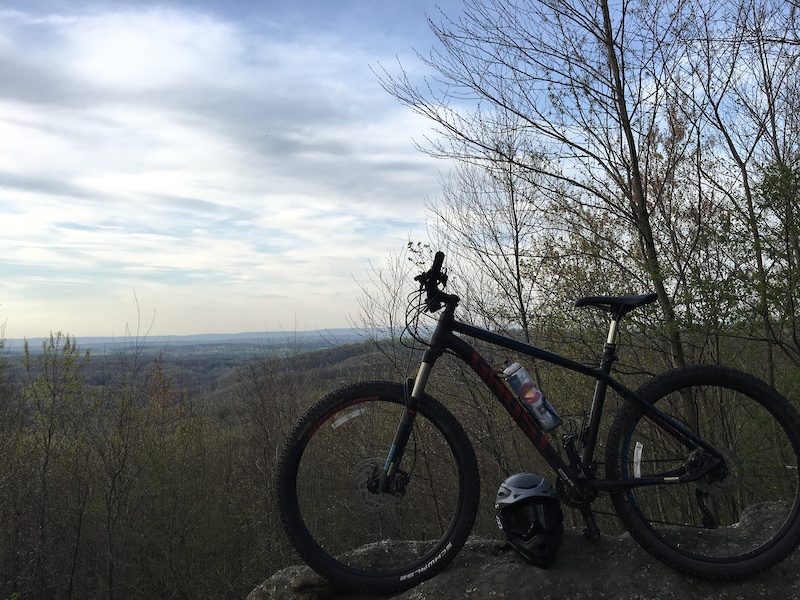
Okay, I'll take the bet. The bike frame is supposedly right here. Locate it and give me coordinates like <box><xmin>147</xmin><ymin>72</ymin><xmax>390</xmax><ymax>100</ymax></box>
<box><xmin>385</xmin><ymin>297</ymin><xmax>721</xmax><ymax>501</ymax></box>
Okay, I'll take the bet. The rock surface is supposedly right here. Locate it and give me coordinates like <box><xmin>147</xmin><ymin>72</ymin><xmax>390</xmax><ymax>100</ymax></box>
<box><xmin>248</xmin><ymin>530</ymin><xmax>800</xmax><ymax>600</ymax></box>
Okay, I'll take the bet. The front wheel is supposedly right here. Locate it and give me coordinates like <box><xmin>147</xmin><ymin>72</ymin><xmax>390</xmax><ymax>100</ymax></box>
<box><xmin>606</xmin><ymin>365</ymin><xmax>800</xmax><ymax>579</ymax></box>
<box><xmin>276</xmin><ymin>381</ymin><xmax>480</xmax><ymax>593</ymax></box>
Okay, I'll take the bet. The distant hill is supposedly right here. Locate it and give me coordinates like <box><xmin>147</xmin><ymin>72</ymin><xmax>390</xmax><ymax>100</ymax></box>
<box><xmin>5</xmin><ymin>328</ymin><xmax>376</xmax><ymax>355</ymax></box>
<box><xmin>4</xmin><ymin>328</ymin><xmax>397</xmax><ymax>398</ymax></box>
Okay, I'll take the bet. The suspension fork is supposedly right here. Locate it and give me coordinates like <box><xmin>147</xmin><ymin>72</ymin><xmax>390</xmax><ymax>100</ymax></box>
<box><xmin>378</xmin><ymin>348</ymin><xmax>442</xmax><ymax>492</ymax></box>
<box><xmin>378</xmin><ymin>301</ymin><xmax>455</xmax><ymax>492</ymax></box>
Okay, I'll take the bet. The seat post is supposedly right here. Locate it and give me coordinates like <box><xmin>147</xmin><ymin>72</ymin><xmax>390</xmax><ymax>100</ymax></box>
<box><xmin>606</xmin><ymin>316</ymin><xmax>620</xmax><ymax>345</ymax></box>
<box><xmin>580</xmin><ymin>315</ymin><xmax>620</xmax><ymax>471</ymax></box>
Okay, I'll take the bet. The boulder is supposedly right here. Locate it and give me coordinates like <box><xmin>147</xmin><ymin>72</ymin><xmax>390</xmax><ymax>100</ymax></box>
<box><xmin>248</xmin><ymin>530</ymin><xmax>800</xmax><ymax>599</ymax></box>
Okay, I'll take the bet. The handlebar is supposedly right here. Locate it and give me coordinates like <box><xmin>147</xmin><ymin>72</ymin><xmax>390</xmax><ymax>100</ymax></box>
<box><xmin>414</xmin><ymin>251</ymin><xmax>459</xmax><ymax>313</ymax></box>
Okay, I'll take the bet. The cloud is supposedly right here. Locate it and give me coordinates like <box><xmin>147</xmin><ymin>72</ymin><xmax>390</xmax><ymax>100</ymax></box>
<box><xmin>0</xmin><ymin>3</ymin><xmax>446</xmax><ymax>337</ymax></box>
<box><xmin>66</xmin><ymin>12</ymin><xmax>242</xmax><ymax>91</ymax></box>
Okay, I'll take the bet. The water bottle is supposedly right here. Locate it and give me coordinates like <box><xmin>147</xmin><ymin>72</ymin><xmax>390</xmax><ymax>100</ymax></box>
<box><xmin>503</xmin><ymin>362</ymin><xmax>561</xmax><ymax>431</ymax></box>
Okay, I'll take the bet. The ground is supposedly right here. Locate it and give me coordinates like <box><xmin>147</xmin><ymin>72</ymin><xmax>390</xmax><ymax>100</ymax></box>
<box><xmin>249</xmin><ymin>530</ymin><xmax>800</xmax><ymax>600</ymax></box>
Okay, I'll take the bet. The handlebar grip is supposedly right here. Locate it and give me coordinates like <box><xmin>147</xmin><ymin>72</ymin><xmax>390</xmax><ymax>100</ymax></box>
<box><xmin>417</xmin><ymin>250</ymin><xmax>457</xmax><ymax>313</ymax></box>
<box><xmin>431</xmin><ymin>251</ymin><xmax>445</xmax><ymax>275</ymax></box>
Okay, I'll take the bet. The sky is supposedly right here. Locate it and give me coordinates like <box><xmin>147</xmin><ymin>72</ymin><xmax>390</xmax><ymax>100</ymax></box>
<box><xmin>0</xmin><ymin>0</ymin><xmax>464</xmax><ymax>340</ymax></box>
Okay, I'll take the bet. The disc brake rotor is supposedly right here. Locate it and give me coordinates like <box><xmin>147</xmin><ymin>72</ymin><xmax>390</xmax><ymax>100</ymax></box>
<box><xmin>353</xmin><ymin>458</ymin><xmax>404</xmax><ymax>512</ymax></box>
<box><xmin>695</xmin><ymin>446</ymin><xmax>742</xmax><ymax>495</ymax></box>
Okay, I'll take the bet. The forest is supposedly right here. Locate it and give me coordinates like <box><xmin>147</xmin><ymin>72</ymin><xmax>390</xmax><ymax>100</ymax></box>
<box><xmin>5</xmin><ymin>0</ymin><xmax>800</xmax><ymax>597</ymax></box>
<box><xmin>0</xmin><ymin>332</ymin><xmax>397</xmax><ymax>599</ymax></box>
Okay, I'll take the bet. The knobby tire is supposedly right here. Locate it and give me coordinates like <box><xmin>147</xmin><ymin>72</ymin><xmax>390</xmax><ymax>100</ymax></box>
<box><xmin>606</xmin><ymin>365</ymin><xmax>800</xmax><ymax>579</ymax></box>
<box><xmin>276</xmin><ymin>381</ymin><xmax>480</xmax><ymax>593</ymax></box>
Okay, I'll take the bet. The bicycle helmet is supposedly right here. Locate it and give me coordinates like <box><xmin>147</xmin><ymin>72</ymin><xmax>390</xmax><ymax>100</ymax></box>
<box><xmin>495</xmin><ymin>473</ymin><xmax>564</xmax><ymax>567</ymax></box>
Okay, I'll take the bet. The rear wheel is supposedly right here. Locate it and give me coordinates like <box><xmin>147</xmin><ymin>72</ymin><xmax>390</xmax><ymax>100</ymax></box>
<box><xmin>606</xmin><ymin>365</ymin><xmax>800</xmax><ymax>578</ymax></box>
<box><xmin>276</xmin><ymin>381</ymin><xmax>480</xmax><ymax>593</ymax></box>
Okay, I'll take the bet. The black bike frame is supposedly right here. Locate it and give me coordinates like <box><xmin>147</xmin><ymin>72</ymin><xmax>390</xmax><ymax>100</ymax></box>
<box><xmin>386</xmin><ymin>299</ymin><xmax>721</xmax><ymax>496</ymax></box>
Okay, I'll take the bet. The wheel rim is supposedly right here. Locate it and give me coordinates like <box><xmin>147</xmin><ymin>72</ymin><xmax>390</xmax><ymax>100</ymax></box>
<box><xmin>622</xmin><ymin>382</ymin><xmax>800</xmax><ymax>561</ymax></box>
<box><xmin>293</xmin><ymin>395</ymin><xmax>465</xmax><ymax>574</ymax></box>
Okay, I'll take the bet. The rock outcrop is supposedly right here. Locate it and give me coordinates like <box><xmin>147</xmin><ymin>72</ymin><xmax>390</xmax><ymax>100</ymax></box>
<box><xmin>249</xmin><ymin>530</ymin><xmax>800</xmax><ymax>600</ymax></box>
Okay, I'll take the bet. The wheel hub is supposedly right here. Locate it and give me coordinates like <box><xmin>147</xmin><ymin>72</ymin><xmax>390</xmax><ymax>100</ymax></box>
<box><xmin>695</xmin><ymin>446</ymin><xmax>742</xmax><ymax>495</ymax></box>
<box><xmin>353</xmin><ymin>458</ymin><xmax>409</xmax><ymax>512</ymax></box>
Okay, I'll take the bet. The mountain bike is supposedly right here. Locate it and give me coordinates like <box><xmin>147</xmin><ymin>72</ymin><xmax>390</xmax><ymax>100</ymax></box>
<box><xmin>276</xmin><ymin>251</ymin><xmax>800</xmax><ymax>593</ymax></box>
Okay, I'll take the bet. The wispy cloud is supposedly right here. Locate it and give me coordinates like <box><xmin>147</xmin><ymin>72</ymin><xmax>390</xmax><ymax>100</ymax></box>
<box><xmin>0</xmin><ymin>2</ymin><xmax>450</xmax><ymax>337</ymax></box>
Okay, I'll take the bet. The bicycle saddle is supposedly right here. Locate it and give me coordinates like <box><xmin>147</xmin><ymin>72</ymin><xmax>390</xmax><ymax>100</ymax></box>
<box><xmin>574</xmin><ymin>293</ymin><xmax>659</xmax><ymax>317</ymax></box>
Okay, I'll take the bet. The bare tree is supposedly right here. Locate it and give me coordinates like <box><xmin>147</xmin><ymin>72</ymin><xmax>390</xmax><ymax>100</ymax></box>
<box><xmin>378</xmin><ymin>0</ymin><xmax>700</xmax><ymax>366</ymax></box>
<box><xmin>426</xmin><ymin>137</ymin><xmax>552</xmax><ymax>342</ymax></box>
<box><xmin>350</xmin><ymin>245</ymin><xmax>421</xmax><ymax>377</ymax></box>
<box><xmin>669</xmin><ymin>0</ymin><xmax>800</xmax><ymax>380</ymax></box>
<box><xmin>377</xmin><ymin>0</ymin><xmax>800</xmax><ymax>375</ymax></box>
